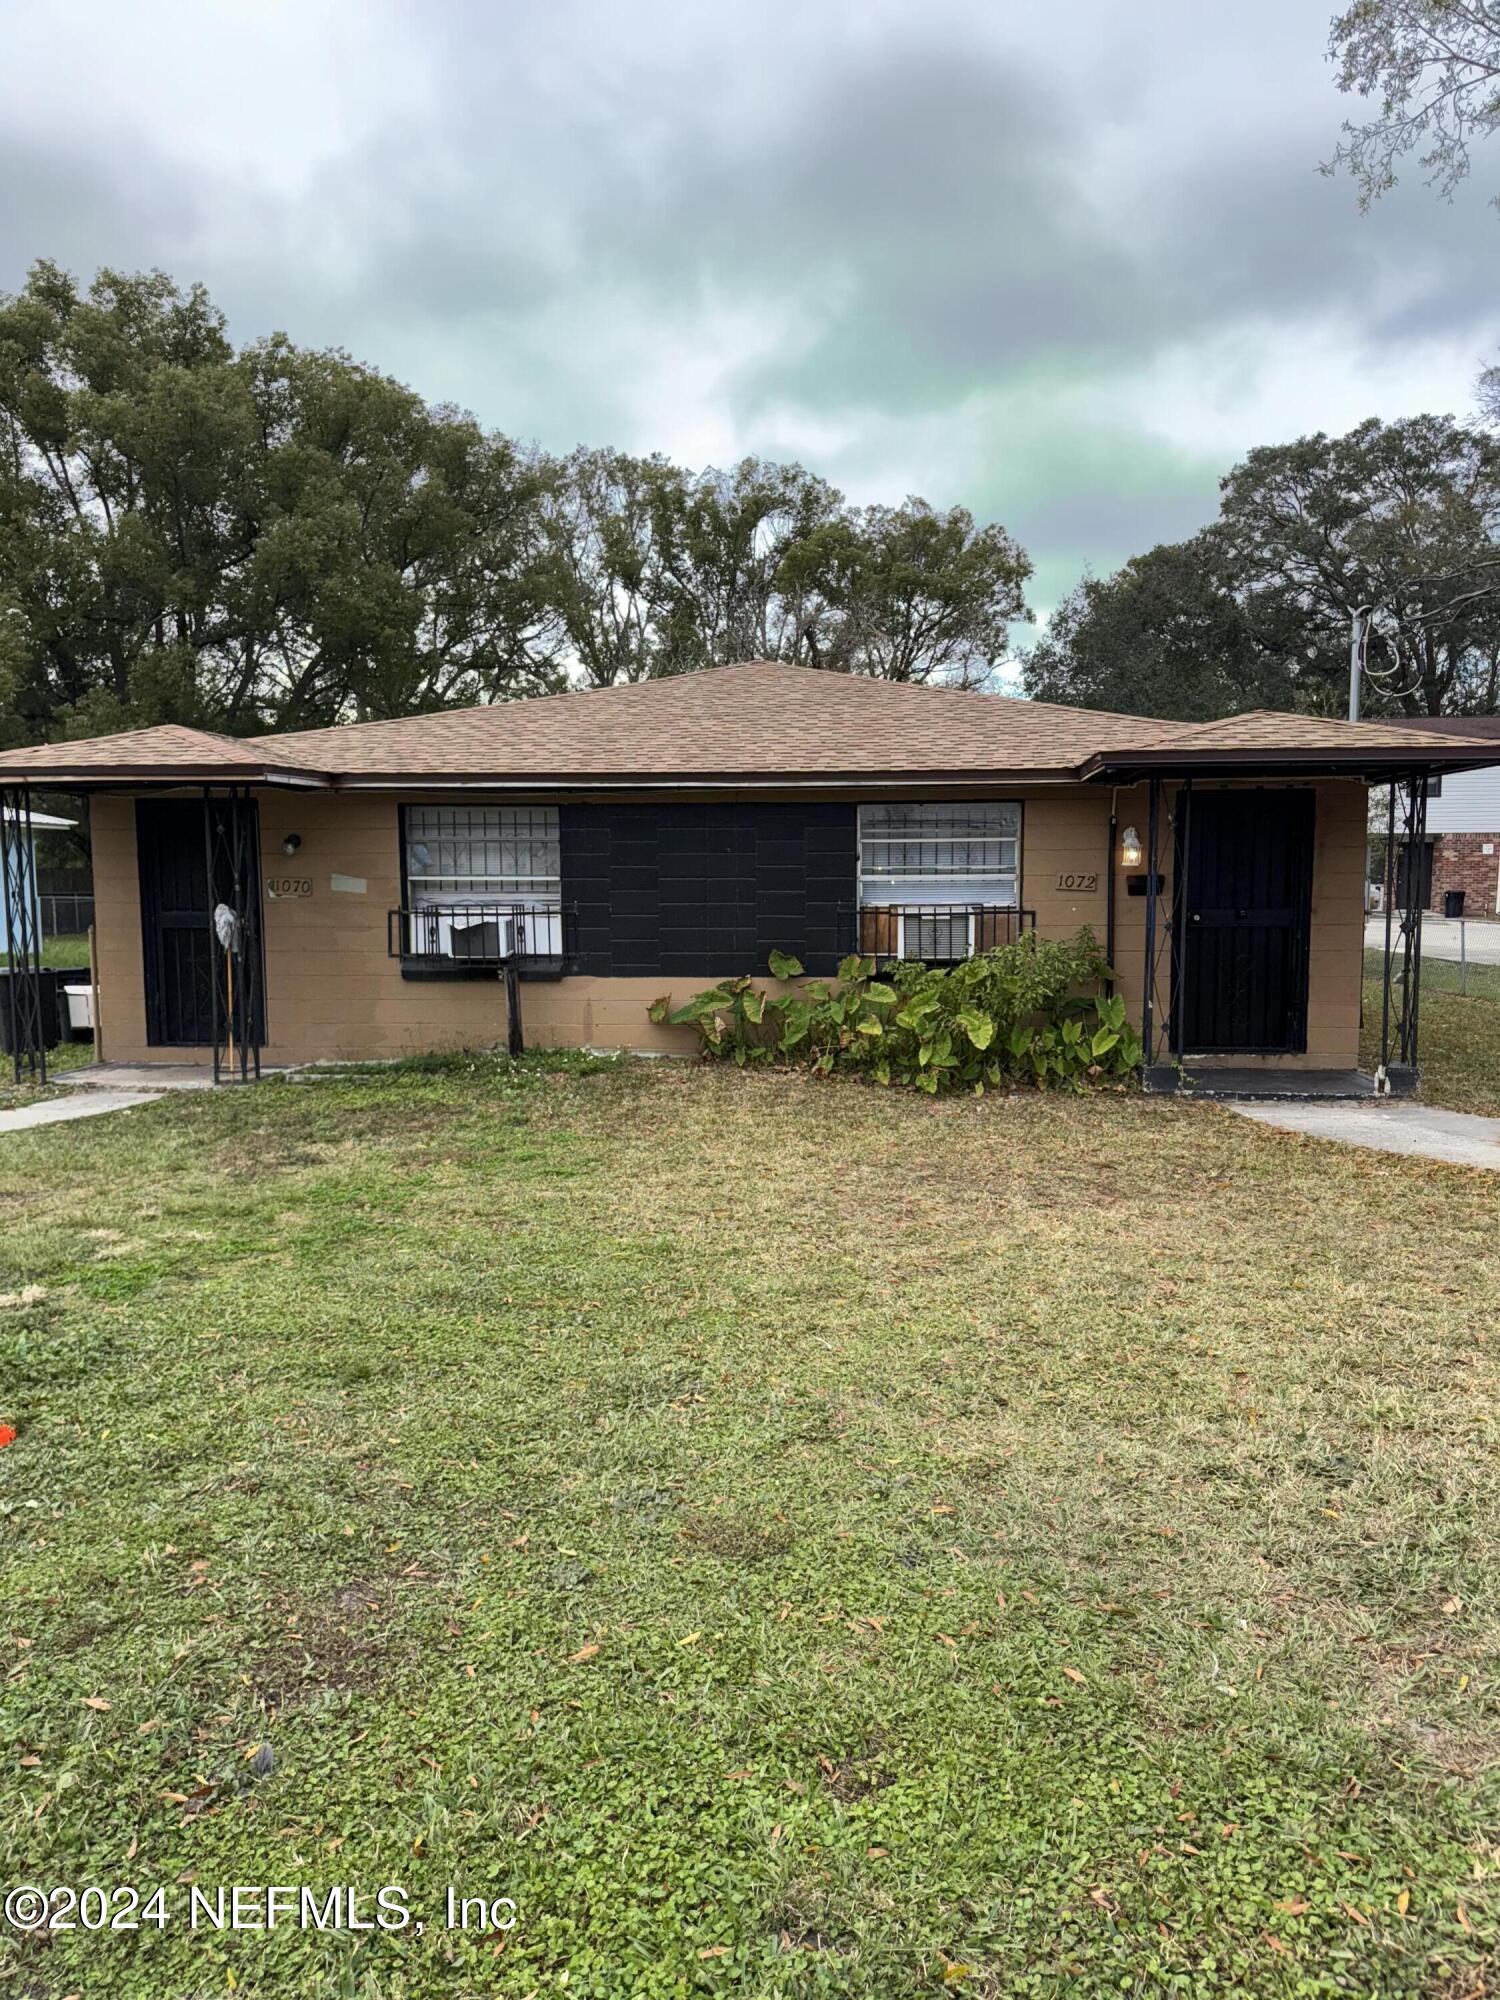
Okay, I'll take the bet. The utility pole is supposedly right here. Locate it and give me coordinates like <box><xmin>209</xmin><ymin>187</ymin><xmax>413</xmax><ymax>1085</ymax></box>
<box><xmin>1348</xmin><ymin>604</ymin><xmax>1371</xmax><ymax>722</ymax></box>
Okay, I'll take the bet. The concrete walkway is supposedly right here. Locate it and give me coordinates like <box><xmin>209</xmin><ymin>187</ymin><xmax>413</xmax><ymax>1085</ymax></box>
<box><xmin>1230</xmin><ymin>1098</ymin><xmax>1500</xmax><ymax>1170</ymax></box>
<box><xmin>0</xmin><ymin>1060</ymin><xmax>290</xmax><ymax>1137</ymax></box>
<box><xmin>0</xmin><ymin>1089</ymin><xmax>160</xmax><ymax>1134</ymax></box>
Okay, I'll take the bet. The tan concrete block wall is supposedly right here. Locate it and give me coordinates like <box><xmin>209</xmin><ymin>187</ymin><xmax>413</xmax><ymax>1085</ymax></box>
<box><xmin>1105</xmin><ymin>777</ymin><xmax>1368</xmax><ymax>1071</ymax></box>
<box><xmin>85</xmin><ymin>780</ymin><xmax>1369</xmax><ymax>1069</ymax></box>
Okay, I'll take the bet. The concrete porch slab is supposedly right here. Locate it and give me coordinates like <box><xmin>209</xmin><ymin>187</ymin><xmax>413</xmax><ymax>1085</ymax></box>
<box><xmin>61</xmin><ymin>1063</ymin><xmax>293</xmax><ymax>1092</ymax></box>
<box><xmin>1229</xmin><ymin>1099</ymin><xmax>1500</xmax><ymax>1171</ymax></box>
<box><xmin>1175</xmin><ymin>1067</ymin><xmax>1380</xmax><ymax>1102</ymax></box>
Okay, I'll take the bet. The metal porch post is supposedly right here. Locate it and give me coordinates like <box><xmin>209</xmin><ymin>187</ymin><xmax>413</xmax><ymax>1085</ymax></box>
<box><xmin>203</xmin><ymin>788</ymin><xmax>222</xmax><ymax>1085</ymax></box>
<box><xmin>1400</xmin><ymin>771</ymin><xmax>1429</xmax><ymax>1075</ymax></box>
<box><xmin>0</xmin><ymin>785</ymin><xmax>48</xmax><ymax>1086</ymax></box>
<box><xmin>1141</xmin><ymin>775</ymin><xmax>1160</xmax><ymax>1072</ymax></box>
<box><xmin>1169</xmin><ymin>778</ymin><xmax>1192</xmax><ymax>1060</ymax></box>
<box><xmin>1378</xmin><ymin>780</ymin><xmax>1396</xmax><ymax>1081</ymax></box>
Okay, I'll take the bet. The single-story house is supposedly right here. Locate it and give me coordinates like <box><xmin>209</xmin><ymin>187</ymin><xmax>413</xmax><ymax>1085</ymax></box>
<box><xmin>0</xmin><ymin>662</ymin><xmax>1489</xmax><ymax>1091</ymax></box>
<box><xmin>1387</xmin><ymin>715</ymin><xmax>1500</xmax><ymax>917</ymax></box>
<box><xmin>0</xmin><ymin>806</ymin><xmax>77</xmax><ymax>952</ymax></box>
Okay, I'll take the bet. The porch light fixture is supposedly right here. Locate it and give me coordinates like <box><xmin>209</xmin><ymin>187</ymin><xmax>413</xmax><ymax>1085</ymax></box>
<box><xmin>282</xmin><ymin>833</ymin><xmax>302</xmax><ymax>855</ymax></box>
<box><xmin>1119</xmin><ymin>825</ymin><xmax>1142</xmax><ymax>868</ymax></box>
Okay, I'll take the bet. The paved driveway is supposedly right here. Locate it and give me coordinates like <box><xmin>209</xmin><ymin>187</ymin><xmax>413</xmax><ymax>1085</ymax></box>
<box><xmin>1365</xmin><ymin>915</ymin><xmax>1500</xmax><ymax>964</ymax></box>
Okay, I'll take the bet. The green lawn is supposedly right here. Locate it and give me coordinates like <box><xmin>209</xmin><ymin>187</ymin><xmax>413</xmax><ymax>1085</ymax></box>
<box><xmin>0</xmin><ymin>1057</ymin><xmax>1495</xmax><ymax>1998</ymax></box>
<box><xmin>0</xmin><ymin>932</ymin><xmax>90</xmax><ymax>971</ymax></box>
<box><xmin>1362</xmin><ymin>960</ymin><xmax>1500</xmax><ymax>1117</ymax></box>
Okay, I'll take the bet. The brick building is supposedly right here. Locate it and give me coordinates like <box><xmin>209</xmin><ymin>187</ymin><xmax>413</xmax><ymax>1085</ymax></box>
<box><xmin>1391</xmin><ymin>717</ymin><xmax>1500</xmax><ymax>916</ymax></box>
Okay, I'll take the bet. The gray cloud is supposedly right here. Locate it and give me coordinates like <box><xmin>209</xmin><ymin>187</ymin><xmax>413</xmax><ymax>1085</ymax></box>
<box><xmin>1</xmin><ymin>0</ymin><xmax>1495</xmax><ymax>623</ymax></box>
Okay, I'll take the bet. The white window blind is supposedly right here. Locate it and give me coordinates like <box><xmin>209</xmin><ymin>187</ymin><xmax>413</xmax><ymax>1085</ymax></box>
<box><xmin>404</xmin><ymin>807</ymin><xmax>560</xmax><ymax>904</ymax></box>
<box><xmin>402</xmin><ymin>806</ymin><xmax>562</xmax><ymax>958</ymax></box>
<box><xmin>858</xmin><ymin>802</ymin><xmax>1020</xmax><ymax>907</ymax></box>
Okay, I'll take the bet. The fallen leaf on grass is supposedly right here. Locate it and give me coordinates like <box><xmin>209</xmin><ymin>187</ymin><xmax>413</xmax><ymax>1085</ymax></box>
<box><xmin>83</xmin><ymin>1697</ymin><xmax>110</xmax><ymax>1712</ymax></box>
<box><xmin>568</xmin><ymin>1645</ymin><xmax>599</xmax><ymax>1665</ymax></box>
<box><xmin>1061</xmin><ymin>1667</ymin><xmax>1086</xmax><ymax>1686</ymax></box>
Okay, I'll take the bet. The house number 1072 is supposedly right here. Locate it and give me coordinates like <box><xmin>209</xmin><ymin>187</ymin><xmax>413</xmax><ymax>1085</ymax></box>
<box><xmin>1056</xmin><ymin>871</ymin><xmax>1099</xmax><ymax>893</ymax></box>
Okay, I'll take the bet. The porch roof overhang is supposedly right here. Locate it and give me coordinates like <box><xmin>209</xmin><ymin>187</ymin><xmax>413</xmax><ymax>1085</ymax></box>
<box><xmin>0</xmin><ymin>764</ymin><xmax>334</xmax><ymax>790</ymax></box>
<box><xmin>1079</xmin><ymin>744</ymin><xmax>1500</xmax><ymax>783</ymax></box>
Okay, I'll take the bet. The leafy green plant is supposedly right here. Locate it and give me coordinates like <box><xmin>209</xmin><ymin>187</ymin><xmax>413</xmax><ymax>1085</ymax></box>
<box><xmin>650</xmin><ymin>930</ymin><xmax>1142</xmax><ymax>1094</ymax></box>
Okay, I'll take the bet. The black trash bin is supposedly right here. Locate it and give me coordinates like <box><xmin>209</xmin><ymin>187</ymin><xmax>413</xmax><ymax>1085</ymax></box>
<box><xmin>1444</xmin><ymin>888</ymin><xmax>1466</xmax><ymax>919</ymax></box>
<box><xmin>0</xmin><ymin>967</ymin><xmax>62</xmax><ymax>1054</ymax></box>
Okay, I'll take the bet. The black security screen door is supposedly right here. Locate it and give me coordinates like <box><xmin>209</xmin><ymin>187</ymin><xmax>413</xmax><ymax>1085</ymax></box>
<box><xmin>137</xmin><ymin>799</ymin><xmax>265</xmax><ymax>1047</ymax></box>
<box><xmin>1174</xmin><ymin>790</ymin><xmax>1315</xmax><ymax>1056</ymax></box>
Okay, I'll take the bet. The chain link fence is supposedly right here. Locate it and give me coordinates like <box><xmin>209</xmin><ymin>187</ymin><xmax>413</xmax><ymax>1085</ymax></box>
<box><xmin>1364</xmin><ymin>913</ymin><xmax>1500</xmax><ymax>998</ymax></box>
<box><xmin>40</xmin><ymin>892</ymin><xmax>93</xmax><ymax>937</ymax></box>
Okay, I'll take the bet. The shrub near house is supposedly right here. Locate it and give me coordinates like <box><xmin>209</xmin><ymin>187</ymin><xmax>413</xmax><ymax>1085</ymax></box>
<box><xmin>650</xmin><ymin>929</ymin><xmax>1141</xmax><ymax>1092</ymax></box>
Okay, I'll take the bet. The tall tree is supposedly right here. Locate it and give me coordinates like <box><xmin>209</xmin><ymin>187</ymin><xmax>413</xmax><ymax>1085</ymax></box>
<box><xmin>1326</xmin><ymin>0</ymin><xmax>1500</xmax><ymax>208</ymax></box>
<box><xmin>1219</xmin><ymin>415</ymin><xmax>1500</xmax><ymax>714</ymax></box>
<box><xmin>0</xmin><ymin>261</ymin><xmax>557</xmax><ymax>744</ymax></box>
<box><xmin>824</xmin><ymin>501</ymin><xmax>1032</xmax><ymax>687</ymax></box>
<box><xmin>650</xmin><ymin>457</ymin><xmax>847</xmax><ymax>671</ymax></box>
<box><xmin>1030</xmin><ymin>418</ymin><xmax>1500</xmax><ymax>720</ymax></box>
<box><xmin>1023</xmin><ymin>533</ymin><xmax>1298</xmax><ymax>720</ymax></box>
<box><xmin>539</xmin><ymin>447</ymin><xmax>678</xmax><ymax>686</ymax></box>
<box><xmin>0</xmin><ymin>261</ymin><xmax>1034</xmax><ymax>742</ymax></box>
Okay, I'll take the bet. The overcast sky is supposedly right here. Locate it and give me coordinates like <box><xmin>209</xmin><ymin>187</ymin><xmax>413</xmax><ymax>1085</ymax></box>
<box><xmin>2</xmin><ymin>0</ymin><xmax>1495</xmax><ymax>636</ymax></box>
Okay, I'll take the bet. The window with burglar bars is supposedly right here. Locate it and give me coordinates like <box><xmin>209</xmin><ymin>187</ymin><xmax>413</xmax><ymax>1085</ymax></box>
<box><xmin>858</xmin><ymin>802</ymin><xmax>1020</xmax><ymax>906</ymax></box>
<box><xmin>404</xmin><ymin>806</ymin><xmax>561</xmax><ymax>906</ymax></box>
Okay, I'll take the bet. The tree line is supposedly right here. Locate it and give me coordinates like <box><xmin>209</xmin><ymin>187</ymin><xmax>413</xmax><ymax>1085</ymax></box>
<box><xmin>0</xmin><ymin>262</ymin><xmax>1031</xmax><ymax>746</ymax></box>
<box><xmin>4</xmin><ymin>259</ymin><xmax>1498</xmax><ymax>745</ymax></box>
<box><xmin>1026</xmin><ymin>416</ymin><xmax>1500</xmax><ymax>721</ymax></box>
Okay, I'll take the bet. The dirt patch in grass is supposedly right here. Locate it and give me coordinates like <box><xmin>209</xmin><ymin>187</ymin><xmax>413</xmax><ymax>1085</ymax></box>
<box><xmin>252</xmin><ymin>1578</ymin><xmax>420</xmax><ymax>1710</ymax></box>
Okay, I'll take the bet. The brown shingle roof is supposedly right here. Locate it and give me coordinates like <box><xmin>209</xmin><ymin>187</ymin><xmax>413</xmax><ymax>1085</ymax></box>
<box><xmin>0</xmin><ymin>723</ymin><xmax>325</xmax><ymax>779</ymax></box>
<box><xmin>0</xmin><ymin>663</ymin><xmax>1491</xmax><ymax>788</ymax></box>
<box><xmin>1163</xmin><ymin>709</ymin><xmax>1482</xmax><ymax>751</ymax></box>
<box><xmin>252</xmin><ymin>661</ymin><xmax>1179</xmax><ymax>780</ymax></box>
<box><xmin>1383</xmin><ymin>713</ymin><xmax>1500</xmax><ymax>739</ymax></box>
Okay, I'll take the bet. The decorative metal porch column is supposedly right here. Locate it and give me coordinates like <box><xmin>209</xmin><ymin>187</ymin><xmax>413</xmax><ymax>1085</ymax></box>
<box><xmin>202</xmin><ymin>786</ymin><xmax>264</xmax><ymax>1085</ymax></box>
<box><xmin>1377</xmin><ymin>771</ymin><xmax>1429</xmax><ymax>1095</ymax></box>
<box><xmin>0</xmin><ymin>785</ymin><xmax>49</xmax><ymax>1087</ymax></box>
<box><xmin>1141</xmin><ymin>775</ymin><xmax>1186</xmax><ymax>1087</ymax></box>
<box><xmin>1141</xmin><ymin>776</ymin><xmax>1161</xmax><ymax>1070</ymax></box>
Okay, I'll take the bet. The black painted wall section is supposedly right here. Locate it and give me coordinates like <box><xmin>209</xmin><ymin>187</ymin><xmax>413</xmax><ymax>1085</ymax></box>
<box><xmin>561</xmin><ymin>802</ymin><xmax>857</xmax><ymax>977</ymax></box>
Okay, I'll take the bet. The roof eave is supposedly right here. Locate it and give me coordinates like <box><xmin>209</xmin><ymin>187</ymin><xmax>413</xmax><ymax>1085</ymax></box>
<box><xmin>326</xmin><ymin>765</ymin><xmax>1086</xmax><ymax>791</ymax></box>
<box><xmin>0</xmin><ymin>762</ymin><xmax>331</xmax><ymax>789</ymax></box>
<box><xmin>1080</xmin><ymin>745</ymin><xmax>1500</xmax><ymax>781</ymax></box>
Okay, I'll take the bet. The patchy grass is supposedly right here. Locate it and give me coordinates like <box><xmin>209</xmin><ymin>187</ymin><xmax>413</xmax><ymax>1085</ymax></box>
<box><xmin>0</xmin><ymin>1038</ymin><xmax>93</xmax><ymax>1111</ymax></box>
<box><xmin>1362</xmin><ymin>965</ymin><xmax>1500</xmax><ymax>1117</ymax></box>
<box><xmin>0</xmin><ymin>931</ymin><xmax>90</xmax><ymax>971</ymax></box>
<box><xmin>0</xmin><ymin>1054</ymin><xmax>1495</xmax><ymax>1998</ymax></box>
